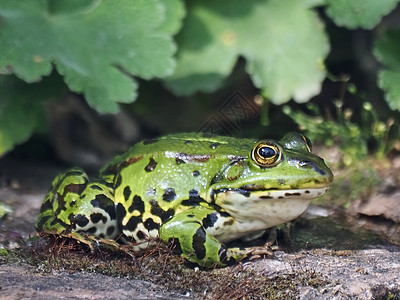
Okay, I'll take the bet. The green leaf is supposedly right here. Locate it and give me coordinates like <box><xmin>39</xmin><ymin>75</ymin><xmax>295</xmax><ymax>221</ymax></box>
<box><xmin>374</xmin><ymin>30</ymin><xmax>400</xmax><ymax>69</ymax></box>
<box><xmin>158</xmin><ymin>0</ymin><xmax>186</xmax><ymax>35</ymax></box>
<box><xmin>325</xmin><ymin>0</ymin><xmax>400</xmax><ymax>29</ymax></box>
<box><xmin>0</xmin><ymin>97</ymin><xmax>37</xmax><ymax>156</ymax></box>
<box><xmin>0</xmin><ymin>75</ymin><xmax>64</xmax><ymax>156</ymax></box>
<box><xmin>377</xmin><ymin>70</ymin><xmax>400</xmax><ymax>111</ymax></box>
<box><xmin>47</xmin><ymin>0</ymin><xmax>95</xmax><ymax>14</ymax></box>
<box><xmin>164</xmin><ymin>0</ymin><xmax>329</xmax><ymax>105</ymax></box>
<box><xmin>0</xmin><ymin>0</ymin><xmax>182</xmax><ymax>113</ymax></box>
<box><xmin>373</xmin><ymin>30</ymin><xmax>400</xmax><ymax>111</ymax></box>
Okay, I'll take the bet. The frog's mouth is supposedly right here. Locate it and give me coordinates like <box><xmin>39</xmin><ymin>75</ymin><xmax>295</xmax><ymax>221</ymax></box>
<box><xmin>211</xmin><ymin>187</ymin><xmax>329</xmax><ymax>238</ymax></box>
<box><xmin>211</xmin><ymin>186</ymin><xmax>329</xmax><ymax>201</ymax></box>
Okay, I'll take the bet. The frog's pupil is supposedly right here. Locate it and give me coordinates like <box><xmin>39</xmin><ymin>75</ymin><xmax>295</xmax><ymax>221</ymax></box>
<box><xmin>259</xmin><ymin>146</ymin><xmax>275</xmax><ymax>158</ymax></box>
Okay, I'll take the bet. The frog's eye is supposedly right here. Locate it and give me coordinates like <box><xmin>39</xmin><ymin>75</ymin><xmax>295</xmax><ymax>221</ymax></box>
<box><xmin>251</xmin><ymin>142</ymin><xmax>282</xmax><ymax>167</ymax></box>
<box><xmin>281</xmin><ymin>132</ymin><xmax>313</xmax><ymax>152</ymax></box>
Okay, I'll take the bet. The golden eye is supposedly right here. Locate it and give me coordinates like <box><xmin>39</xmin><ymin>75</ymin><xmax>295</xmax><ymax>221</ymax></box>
<box><xmin>251</xmin><ymin>141</ymin><xmax>282</xmax><ymax>167</ymax></box>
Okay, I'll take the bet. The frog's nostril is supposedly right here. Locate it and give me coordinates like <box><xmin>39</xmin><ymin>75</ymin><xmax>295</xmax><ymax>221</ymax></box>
<box><xmin>299</xmin><ymin>159</ymin><xmax>329</xmax><ymax>176</ymax></box>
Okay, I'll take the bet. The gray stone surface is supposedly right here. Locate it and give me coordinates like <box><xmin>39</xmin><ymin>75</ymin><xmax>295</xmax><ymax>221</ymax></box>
<box><xmin>0</xmin><ymin>264</ymin><xmax>189</xmax><ymax>300</ymax></box>
<box><xmin>248</xmin><ymin>249</ymin><xmax>400</xmax><ymax>299</ymax></box>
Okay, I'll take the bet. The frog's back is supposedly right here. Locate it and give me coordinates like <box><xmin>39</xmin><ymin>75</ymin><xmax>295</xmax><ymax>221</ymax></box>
<box><xmin>98</xmin><ymin>133</ymin><xmax>255</xmax><ymax>247</ymax></box>
<box><xmin>100</xmin><ymin>133</ymin><xmax>255</xmax><ymax>175</ymax></box>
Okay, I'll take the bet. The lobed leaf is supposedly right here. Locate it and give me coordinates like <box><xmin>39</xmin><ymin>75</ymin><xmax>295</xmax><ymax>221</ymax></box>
<box><xmin>374</xmin><ymin>30</ymin><xmax>400</xmax><ymax>70</ymax></box>
<box><xmin>373</xmin><ymin>30</ymin><xmax>400</xmax><ymax>111</ymax></box>
<box><xmin>0</xmin><ymin>0</ymin><xmax>182</xmax><ymax>113</ymax></box>
<box><xmin>377</xmin><ymin>70</ymin><xmax>400</xmax><ymax>111</ymax></box>
<box><xmin>325</xmin><ymin>0</ymin><xmax>400</xmax><ymax>29</ymax></box>
<box><xmin>164</xmin><ymin>0</ymin><xmax>329</xmax><ymax>105</ymax></box>
<box><xmin>0</xmin><ymin>75</ymin><xmax>65</xmax><ymax>156</ymax></box>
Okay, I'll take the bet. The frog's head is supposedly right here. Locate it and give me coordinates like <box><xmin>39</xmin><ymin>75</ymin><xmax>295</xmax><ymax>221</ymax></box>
<box><xmin>210</xmin><ymin>132</ymin><xmax>333</xmax><ymax>234</ymax></box>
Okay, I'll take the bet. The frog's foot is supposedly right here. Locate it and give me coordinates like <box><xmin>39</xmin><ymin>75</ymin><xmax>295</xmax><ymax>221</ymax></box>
<box><xmin>38</xmin><ymin>231</ymin><xmax>102</xmax><ymax>251</ymax></box>
<box><xmin>38</xmin><ymin>231</ymin><xmax>135</xmax><ymax>257</ymax></box>
<box><xmin>70</xmin><ymin>232</ymin><xmax>137</xmax><ymax>258</ymax></box>
<box><xmin>94</xmin><ymin>237</ymin><xmax>137</xmax><ymax>258</ymax></box>
<box><xmin>225</xmin><ymin>244</ymin><xmax>274</xmax><ymax>263</ymax></box>
<box><xmin>266</xmin><ymin>223</ymin><xmax>294</xmax><ymax>247</ymax></box>
<box><xmin>266</xmin><ymin>227</ymin><xmax>279</xmax><ymax>245</ymax></box>
<box><xmin>280</xmin><ymin>222</ymin><xmax>294</xmax><ymax>245</ymax></box>
<box><xmin>37</xmin><ymin>230</ymin><xmax>97</xmax><ymax>252</ymax></box>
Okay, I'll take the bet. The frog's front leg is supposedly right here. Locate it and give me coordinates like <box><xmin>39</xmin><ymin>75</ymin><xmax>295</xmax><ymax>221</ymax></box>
<box><xmin>159</xmin><ymin>206</ymin><xmax>272</xmax><ymax>268</ymax></box>
<box><xmin>35</xmin><ymin>168</ymin><xmax>119</xmax><ymax>249</ymax></box>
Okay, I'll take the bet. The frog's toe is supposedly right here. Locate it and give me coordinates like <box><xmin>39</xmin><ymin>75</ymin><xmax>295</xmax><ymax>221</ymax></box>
<box><xmin>247</xmin><ymin>245</ymin><xmax>274</xmax><ymax>258</ymax></box>
<box><xmin>60</xmin><ymin>232</ymin><xmax>99</xmax><ymax>251</ymax></box>
<box><xmin>227</xmin><ymin>244</ymin><xmax>275</xmax><ymax>263</ymax></box>
<box><xmin>56</xmin><ymin>232</ymin><xmax>135</xmax><ymax>257</ymax></box>
<box><xmin>94</xmin><ymin>237</ymin><xmax>137</xmax><ymax>258</ymax></box>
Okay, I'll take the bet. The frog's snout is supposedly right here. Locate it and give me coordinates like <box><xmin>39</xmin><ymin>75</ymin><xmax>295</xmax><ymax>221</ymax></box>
<box><xmin>298</xmin><ymin>157</ymin><xmax>334</xmax><ymax>185</ymax></box>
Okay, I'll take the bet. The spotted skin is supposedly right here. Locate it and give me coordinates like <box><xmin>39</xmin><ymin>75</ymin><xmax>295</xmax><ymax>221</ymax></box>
<box><xmin>36</xmin><ymin>132</ymin><xmax>333</xmax><ymax>267</ymax></box>
<box><xmin>36</xmin><ymin>168</ymin><xmax>119</xmax><ymax>244</ymax></box>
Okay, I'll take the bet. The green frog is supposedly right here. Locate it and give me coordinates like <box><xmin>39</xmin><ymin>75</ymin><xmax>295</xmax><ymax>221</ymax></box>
<box><xmin>36</xmin><ymin>132</ymin><xmax>333</xmax><ymax>267</ymax></box>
